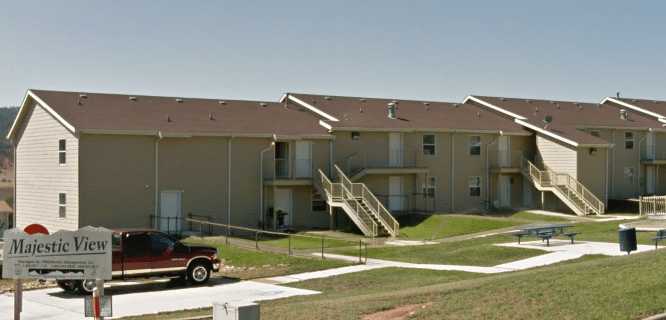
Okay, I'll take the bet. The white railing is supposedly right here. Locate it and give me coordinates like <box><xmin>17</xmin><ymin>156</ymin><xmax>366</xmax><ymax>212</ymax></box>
<box><xmin>640</xmin><ymin>195</ymin><xmax>666</xmax><ymax>218</ymax></box>
<box><xmin>335</xmin><ymin>165</ymin><xmax>400</xmax><ymax>237</ymax></box>
<box><xmin>522</xmin><ymin>158</ymin><xmax>604</xmax><ymax>215</ymax></box>
<box><xmin>318</xmin><ymin>169</ymin><xmax>376</xmax><ymax>237</ymax></box>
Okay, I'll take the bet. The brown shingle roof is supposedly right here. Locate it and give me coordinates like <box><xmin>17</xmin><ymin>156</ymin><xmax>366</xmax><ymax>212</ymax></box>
<box><xmin>24</xmin><ymin>89</ymin><xmax>330</xmax><ymax>138</ymax></box>
<box><xmin>287</xmin><ymin>93</ymin><xmax>530</xmax><ymax>134</ymax></box>
<box><xmin>471</xmin><ymin>96</ymin><xmax>665</xmax><ymax>146</ymax></box>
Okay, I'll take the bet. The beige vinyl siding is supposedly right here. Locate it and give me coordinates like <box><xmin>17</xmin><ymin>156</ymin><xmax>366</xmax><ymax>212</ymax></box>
<box><xmin>16</xmin><ymin>103</ymin><xmax>79</xmax><ymax>231</ymax></box>
<box><xmin>609</xmin><ymin>129</ymin><xmax>643</xmax><ymax>199</ymax></box>
<box><xmin>79</xmin><ymin>134</ymin><xmax>154</xmax><ymax>228</ymax></box>
<box><xmin>536</xmin><ymin>135</ymin><xmax>577</xmax><ymax>178</ymax></box>
<box><xmin>577</xmin><ymin>147</ymin><xmax>608</xmax><ymax>204</ymax></box>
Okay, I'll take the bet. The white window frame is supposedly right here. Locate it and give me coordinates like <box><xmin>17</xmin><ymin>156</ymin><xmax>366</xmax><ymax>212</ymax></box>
<box><xmin>469</xmin><ymin>176</ymin><xmax>481</xmax><ymax>197</ymax></box>
<box><xmin>423</xmin><ymin>176</ymin><xmax>436</xmax><ymax>198</ymax></box>
<box><xmin>422</xmin><ymin>134</ymin><xmax>436</xmax><ymax>156</ymax></box>
<box><xmin>58</xmin><ymin>193</ymin><xmax>66</xmax><ymax>218</ymax></box>
<box><xmin>58</xmin><ymin>139</ymin><xmax>66</xmax><ymax>165</ymax></box>
<box><xmin>625</xmin><ymin>132</ymin><xmax>634</xmax><ymax>150</ymax></box>
<box><xmin>469</xmin><ymin>136</ymin><xmax>481</xmax><ymax>156</ymax></box>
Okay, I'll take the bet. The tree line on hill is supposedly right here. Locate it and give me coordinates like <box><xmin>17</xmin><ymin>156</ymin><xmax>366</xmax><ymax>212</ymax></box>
<box><xmin>0</xmin><ymin>106</ymin><xmax>18</xmax><ymax>157</ymax></box>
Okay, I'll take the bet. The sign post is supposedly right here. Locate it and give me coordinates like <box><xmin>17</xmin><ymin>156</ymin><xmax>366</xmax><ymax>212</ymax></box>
<box><xmin>2</xmin><ymin>225</ymin><xmax>112</xmax><ymax>319</ymax></box>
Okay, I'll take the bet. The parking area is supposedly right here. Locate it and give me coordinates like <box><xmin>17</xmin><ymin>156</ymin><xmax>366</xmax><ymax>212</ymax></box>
<box><xmin>0</xmin><ymin>278</ymin><xmax>319</xmax><ymax>320</ymax></box>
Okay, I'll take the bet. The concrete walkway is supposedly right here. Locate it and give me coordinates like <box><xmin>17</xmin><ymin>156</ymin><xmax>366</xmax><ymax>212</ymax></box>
<box><xmin>0</xmin><ymin>279</ymin><xmax>319</xmax><ymax>320</ymax></box>
<box><xmin>259</xmin><ymin>239</ymin><xmax>663</xmax><ymax>284</ymax></box>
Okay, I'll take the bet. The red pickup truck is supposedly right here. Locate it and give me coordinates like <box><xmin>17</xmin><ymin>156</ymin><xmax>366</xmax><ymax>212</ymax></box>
<box><xmin>56</xmin><ymin>229</ymin><xmax>221</xmax><ymax>294</ymax></box>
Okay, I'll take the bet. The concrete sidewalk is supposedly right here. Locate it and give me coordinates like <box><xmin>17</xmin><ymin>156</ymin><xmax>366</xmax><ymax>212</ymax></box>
<box><xmin>0</xmin><ymin>279</ymin><xmax>319</xmax><ymax>320</ymax></box>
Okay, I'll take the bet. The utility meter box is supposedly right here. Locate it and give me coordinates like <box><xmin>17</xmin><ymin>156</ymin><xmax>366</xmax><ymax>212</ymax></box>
<box><xmin>213</xmin><ymin>302</ymin><xmax>260</xmax><ymax>320</ymax></box>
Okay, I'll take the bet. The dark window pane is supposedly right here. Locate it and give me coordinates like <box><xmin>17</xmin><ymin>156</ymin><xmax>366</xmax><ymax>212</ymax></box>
<box><xmin>470</xmin><ymin>146</ymin><xmax>481</xmax><ymax>155</ymax></box>
<box><xmin>112</xmin><ymin>234</ymin><xmax>122</xmax><ymax>250</ymax></box>
<box><xmin>59</xmin><ymin>139</ymin><xmax>66</xmax><ymax>151</ymax></box>
<box><xmin>58</xmin><ymin>206</ymin><xmax>66</xmax><ymax>218</ymax></box>
<box><xmin>59</xmin><ymin>152</ymin><xmax>66</xmax><ymax>164</ymax></box>
<box><xmin>470</xmin><ymin>187</ymin><xmax>481</xmax><ymax>197</ymax></box>
<box><xmin>423</xmin><ymin>145</ymin><xmax>436</xmax><ymax>155</ymax></box>
<box><xmin>351</xmin><ymin>132</ymin><xmax>360</xmax><ymax>140</ymax></box>
<box><xmin>150</xmin><ymin>233</ymin><xmax>175</xmax><ymax>256</ymax></box>
<box><xmin>59</xmin><ymin>193</ymin><xmax>66</xmax><ymax>205</ymax></box>
<box><xmin>124</xmin><ymin>234</ymin><xmax>151</xmax><ymax>258</ymax></box>
<box><xmin>423</xmin><ymin>135</ymin><xmax>435</xmax><ymax>145</ymax></box>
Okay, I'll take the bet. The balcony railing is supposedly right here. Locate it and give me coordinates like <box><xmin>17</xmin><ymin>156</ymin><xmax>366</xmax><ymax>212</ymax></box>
<box><xmin>275</xmin><ymin>158</ymin><xmax>289</xmax><ymax>178</ymax></box>
<box><xmin>641</xmin><ymin>148</ymin><xmax>666</xmax><ymax>162</ymax></box>
<box><xmin>491</xmin><ymin>150</ymin><xmax>523</xmax><ymax>169</ymax></box>
<box><xmin>341</xmin><ymin>147</ymin><xmax>422</xmax><ymax>176</ymax></box>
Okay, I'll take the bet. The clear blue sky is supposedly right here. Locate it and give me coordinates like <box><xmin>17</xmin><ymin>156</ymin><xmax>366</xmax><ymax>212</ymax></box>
<box><xmin>1</xmin><ymin>1</ymin><xmax>665</xmax><ymax>107</ymax></box>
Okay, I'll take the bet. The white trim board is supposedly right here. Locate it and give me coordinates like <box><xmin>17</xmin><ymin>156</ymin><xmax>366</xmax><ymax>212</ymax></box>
<box><xmin>602</xmin><ymin>97</ymin><xmax>666</xmax><ymax>120</ymax></box>
<box><xmin>7</xmin><ymin>90</ymin><xmax>77</xmax><ymax>140</ymax></box>
<box><xmin>287</xmin><ymin>95</ymin><xmax>340</xmax><ymax>122</ymax></box>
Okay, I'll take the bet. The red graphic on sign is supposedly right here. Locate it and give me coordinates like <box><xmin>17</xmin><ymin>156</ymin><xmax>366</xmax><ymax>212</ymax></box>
<box><xmin>24</xmin><ymin>224</ymin><xmax>49</xmax><ymax>235</ymax></box>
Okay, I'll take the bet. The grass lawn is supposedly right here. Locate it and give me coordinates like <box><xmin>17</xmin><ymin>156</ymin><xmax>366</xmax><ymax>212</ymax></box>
<box><xmin>396</xmin><ymin>211</ymin><xmax>574</xmax><ymax>241</ymax></box>
<box><xmin>335</xmin><ymin>234</ymin><xmax>544</xmax><ymax>266</ymax></box>
<box><xmin>261</xmin><ymin>250</ymin><xmax>666</xmax><ymax>319</ymax></box>
<box><xmin>397</xmin><ymin>214</ymin><xmax>523</xmax><ymax>240</ymax></box>
<box><xmin>183</xmin><ymin>238</ymin><xmax>350</xmax><ymax>280</ymax></box>
<box><xmin>254</xmin><ymin>233</ymin><xmax>358</xmax><ymax>251</ymax></box>
<box><xmin>572</xmin><ymin>220</ymin><xmax>655</xmax><ymax>244</ymax></box>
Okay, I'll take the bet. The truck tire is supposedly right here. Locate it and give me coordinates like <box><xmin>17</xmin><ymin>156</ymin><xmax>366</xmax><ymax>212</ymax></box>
<box><xmin>56</xmin><ymin>280</ymin><xmax>76</xmax><ymax>293</ymax></box>
<box><xmin>75</xmin><ymin>279</ymin><xmax>97</xmax><ymax>295</ymax></box>
<box><xmin>187</xmin><ymin>261</ymin><xmax>211</xmax><ymax>285</ymax></box>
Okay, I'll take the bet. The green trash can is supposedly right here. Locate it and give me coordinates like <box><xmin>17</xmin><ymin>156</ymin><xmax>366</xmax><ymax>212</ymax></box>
<box><xmin>619</xmin><ymin>227</ymin><xmax>637</xmax><ymax>254</ymax></box>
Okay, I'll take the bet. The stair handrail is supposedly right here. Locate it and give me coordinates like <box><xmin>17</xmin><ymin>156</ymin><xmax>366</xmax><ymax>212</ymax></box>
<box><xmin>340</xmin><ymin>184</ymin><xmax>377</xmax><ymax>237</ymax></box>
<box><xmin>334</xmin><ymin>165</ymin><xmax>400</xmax><ymax>237</ymax></box>
<box><xmin>542</xmin><ymin>165</ymin><xmax>604</xmax><ymax>215</ymax></box>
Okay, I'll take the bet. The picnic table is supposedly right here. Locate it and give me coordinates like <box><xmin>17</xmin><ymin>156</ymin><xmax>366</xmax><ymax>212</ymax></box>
<box><xmin>513</xmin><ymin>223</ymin><xmax>578</xmax><ymax>246</ymax></box>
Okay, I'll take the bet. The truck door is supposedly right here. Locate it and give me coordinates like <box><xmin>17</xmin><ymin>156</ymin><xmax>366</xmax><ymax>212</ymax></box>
<box><xmin>122</xmin><ymin>232</ymin><xmax>152</xmax><ymax>277</ymax></box>
<box><xmin>149</xmin><ymin>232</ymin><xmax>188</xmax><ymax>273</ymax></box>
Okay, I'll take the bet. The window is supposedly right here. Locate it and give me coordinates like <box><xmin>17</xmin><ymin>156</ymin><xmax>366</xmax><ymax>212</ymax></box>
<box><xmin>58</xmin><ymin>139</ymin><xmax>66</xmax><ymax>164</ymax></box>
<box><xmin>124</xmin><ymin>233</ymin><xmax>150</xmax><ymax>258</ymax></box>
<box><xmin>351</xmin><ymin>131</ymin><xmax>360</xmax><ymax>140</ymax></box>
<box><xmin>469</xmin><ymin>136</ymin><xmax>481</xmax><ymax>155</ymax></box>
<box><xmin>312</xmin><ymin>190</ymin><xmax>327</xmax><ymax>211</ymax></box>
<box><xmin>624</xmin><ymin>167</ymin><xmax>635</xmax><ymax>184</ymax></box>
<box><xmin>590</xmin><ymin>130</ymin><xmax>600</xmax><ymax>137</ymax></box>
<box><xmin>149</xmin><ymin>232</ymin><xmax>175</xmax><ymax>256</ymax></box>
<box><xmin>423</xmin><ymin>176</ymin><xmax>436</xmax><ymax>198</ymax></box>
<box><xmin>468</xmin><ymin>176</ymin><xmax>481</xmax><ymax>197</ymax></box>
<box><xmin>58</xmin><ymin>193</ymin><xmax>66</xmax><ymax>218</ymax></box>
<box><xmin>625</xmin><ymin>132</ymin><xmax>634</xmax><ymax>149</ymax></box>
<box><xmin>422</xmin><ymin>134</ymin><xmax>436</xmax><ymax>155</ymax></box>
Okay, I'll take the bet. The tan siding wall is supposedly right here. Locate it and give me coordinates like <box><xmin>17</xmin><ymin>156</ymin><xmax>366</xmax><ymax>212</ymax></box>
<box><xmin>536</xmin><ymin>135</ymin><xmax>577</xmax><ymax>177</ymax></box>
<box><xmin>577</xmin><ymin>147</ymin><xmax>608</xmax><ymax>204</ymax></box>
<box><xmin>609</xmin><ymin>129</ymin><xmax>643</xmax><ymax>199</ymax></box>
<box><xmin>79</xmin><ymin>134</ymin><xmax>155</xmax><ymax>228</ymax></box>
<box><xmin>16</xmin><ymin>103</ymin><xmax>79</xmax><ymax>231</ymax></box>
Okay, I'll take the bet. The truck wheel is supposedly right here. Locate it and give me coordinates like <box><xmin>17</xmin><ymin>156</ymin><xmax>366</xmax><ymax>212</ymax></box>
<box><xmin>56</xmin><ymin>280</ymin><xmax>76</xmax><ymax>293</ymax></box>
<box><xmin>188</xmin><ymin>262</ymin><xmax>211</xmax><ymax>285</ymax></box>
<box><xmin>76</xmin><ymin>279</ymin><xmax>97</xmax><ymax>295</ymax></box>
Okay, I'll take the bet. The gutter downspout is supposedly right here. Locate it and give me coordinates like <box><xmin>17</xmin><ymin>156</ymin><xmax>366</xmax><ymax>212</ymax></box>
<box><xmin>154</xmin><ymin>131</ymin><xmax>163</xmax><ymax>228</ymax></box>
<box><xmin>259</xmin><ymin>139</ymin><xmax>276</xmax><ymax>229</ymax></box>
<box><xmin>450</xmin><ymin>133</ymin><xmax>455</xmax><ymax>212</ymax></box>
<box><xmin>605</xmin><ymin>146</ymin><xmax>610</xmax><ymax>206</ymax></box>
<box><xmin>486</xmin><ymin>133</ymin><xmax>501</xmax><ymax>211</ymax></box>
<box><xmin>227</xmin><ymin>136</ymin><xmax>233</xmax><ymax>236</ymax></box>
<box><xmin>638</xmin><ymin>130</ymin><xmax>649</xmax><ymax>197</ymax></box>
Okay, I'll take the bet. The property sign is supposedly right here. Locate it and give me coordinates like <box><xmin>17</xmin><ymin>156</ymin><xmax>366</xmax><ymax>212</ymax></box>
<box><xmin>2</xmin><ymin>226</ymin><xmax>112</xmax><ymax>280</ymax></box>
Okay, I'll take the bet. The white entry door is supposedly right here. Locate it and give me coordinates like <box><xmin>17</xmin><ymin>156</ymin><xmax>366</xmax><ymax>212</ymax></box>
<box><xmin>160</xmin><ymin>191</ymin><xmax>182</xmax><ymax>233</ymax></box>
<box><xmin>274</xmin><ymin>189</ymin><xmax>293</xmax><ymax>227</ymax></box>
<box><xmin>498</xmin><ymin>136</ymin><xmax>510</xmax><ymax>167</ymax></box>
<box><xmin>294</xmin><ymin>141</ymin><xmax>312</xmax><ymax>178</ymax></box>
<box><xmin>647</xmin><ymin>166</ymin><xmax>656</xmax><ymax>194</ymax></box>
<box><xmin>388</xmin><ymin>133</ymin><xmax>403</xmax><ymax>167</ymax></box>
<box><xmin>388</xmin><ymin>176</ymin><xmax>403</xmax><ymax>211</ymax></box>
<box><xmin>497</xmin><ymin>176</ymin><xmax>511</xmax><ymax>208</ymax></box>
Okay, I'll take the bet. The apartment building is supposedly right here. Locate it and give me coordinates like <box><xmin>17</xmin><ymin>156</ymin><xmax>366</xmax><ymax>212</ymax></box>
<box><xmin>7</xmin><ymin>90</ymin><xmax>333</xmax><ymax>232</ymax></box>
<box><xmin>8</xmin><ymin>89</ymin><xmax>666</xmax><ymax>237</ymax></box>
<box><xmin>466</xmin><ymin>96</ymin><xmax>665</xmax><ymax>214</ymax></box>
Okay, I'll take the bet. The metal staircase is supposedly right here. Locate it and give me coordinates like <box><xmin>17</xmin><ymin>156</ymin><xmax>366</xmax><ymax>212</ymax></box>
<box><xmin>522</xmin><ymin>158</ymin><xmax>604</xmax><ymax>216</ymax></box>
<box><xmin>315</xmin><ymin>165</ymin><xmax>400</xmax><ymax>237</ymax></box>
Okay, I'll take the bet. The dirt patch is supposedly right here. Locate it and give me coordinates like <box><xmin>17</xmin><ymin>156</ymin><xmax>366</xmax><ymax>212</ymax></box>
<box><xmin>362</xmin><ymin>302</ymin><xmax>432</xmax><ymax>320</ymax></box>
